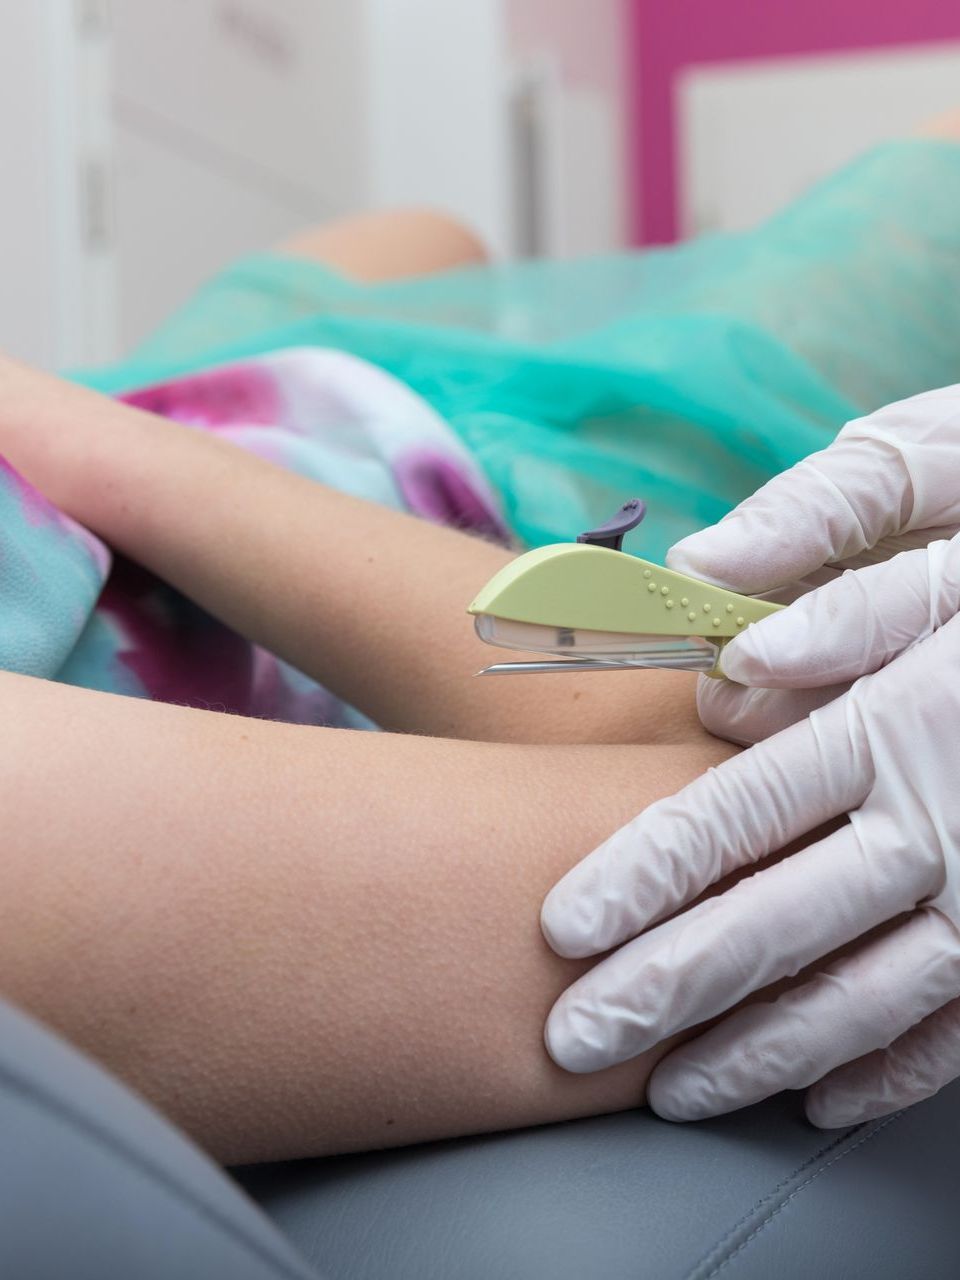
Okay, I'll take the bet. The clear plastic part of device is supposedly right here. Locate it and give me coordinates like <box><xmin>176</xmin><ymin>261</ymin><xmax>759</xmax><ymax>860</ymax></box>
<box><xmin>473</xmin><ymin>615</ymin><xmax>719</xmax><ymax>674</ymax></box>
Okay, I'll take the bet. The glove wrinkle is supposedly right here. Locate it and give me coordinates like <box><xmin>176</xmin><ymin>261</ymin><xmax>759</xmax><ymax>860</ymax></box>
<box><xmin>653</xmin><ymin>911</ymin><xmax>960</xmax><ymax>1123</ymax></box>
<box><xmin>672</xmin><ymin>384</ymin><xmax>960</xmax><ymax>597</ymax></box>
<box><xmin>546</xmin><ymin>552</ymin><xmax>960</xmax><ymax>1117</ymax></box>
<box><xmin>548</xmin><ymin>385</ymin><xmax>960</xmax><ymax>1122</ymax></box>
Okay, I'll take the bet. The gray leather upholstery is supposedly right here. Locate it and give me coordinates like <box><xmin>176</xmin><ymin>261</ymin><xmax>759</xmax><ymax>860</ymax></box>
<box><xmin>242</xmin><ymin>1088</ymin><xmax>960</xmax><ymax>1280</ymax></box>
<box><xmin>0</xmin><ymin>999</ymin><xmax>316</xmax><ymax>1280</ymax></box>
<box><xmin>4</xmin><ymin>992</ymin><xmax>960</xmax><ymax>1279</ymax></box>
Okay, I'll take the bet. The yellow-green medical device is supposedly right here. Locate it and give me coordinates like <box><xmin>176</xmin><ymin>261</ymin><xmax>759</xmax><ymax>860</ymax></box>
<box><xmin>468</xmin><ymin>499</ymin><xmax>782</xmax><ymax>679</ymax></box>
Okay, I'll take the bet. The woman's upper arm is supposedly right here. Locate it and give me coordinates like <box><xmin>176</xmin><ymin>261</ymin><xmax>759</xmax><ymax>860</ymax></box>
<box><xmin>0</xmin><ymin>669</ymin><xmax>735</xmax><ymax>1162</ymax></box>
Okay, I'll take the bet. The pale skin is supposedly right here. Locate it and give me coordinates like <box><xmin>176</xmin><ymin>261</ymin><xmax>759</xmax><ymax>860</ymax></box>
<box><xmin>0</xmin><ymin>348</ymin><xmax>734</xmax><ymax>1168</ymax></box>
<box><xmin>11</xmin><ymin>165</ymin><xmax>918</xmax><ymax>1166</ymax></box>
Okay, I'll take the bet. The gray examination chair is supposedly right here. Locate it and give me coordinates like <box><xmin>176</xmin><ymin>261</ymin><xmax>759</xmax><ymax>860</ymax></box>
<box><xmin>2</xmin><ymin>996</ymin><xmax>957</xmax><ymax>1280</ymax></box>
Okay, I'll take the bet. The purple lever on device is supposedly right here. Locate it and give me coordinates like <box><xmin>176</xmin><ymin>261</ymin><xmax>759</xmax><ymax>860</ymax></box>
<box><xmin>576</xmin><ymin>499</ymin><xmax>647</xmax><ymax>552</ymax></box>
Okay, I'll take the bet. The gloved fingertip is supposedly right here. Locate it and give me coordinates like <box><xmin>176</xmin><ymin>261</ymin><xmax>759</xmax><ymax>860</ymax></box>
<box><xmin>804</xmin><ymin>1085</ymin><xmax>868</xmax><ymax>1129</ymax></box>
<box><xmin>543</xmin><ymin>999</ymin><xmax>611</xmax><ymax>1074</ymax></box>
<box><xmin>647</xmin><ymin>1055</ymin><xmax>730</xmax><ymax>1122</ymax></box>
<box><xmin>719</xmin><ymin>597</ymin><xmax>817</xmax><ymax>684</ymax></box>
<box><xmin>539</xmin><ymin>886</ymin><xmax>602</xmax><ymax>960</ymax></box>
<box><xmin>645</xmin><ymin>1076</ymin><xmax>695</xmax><ymax>1123</ymax></box>
<box><xmin>716</xmin><ymin>627</ymin><xmax>769</xmax><ymax>684</ymax></box>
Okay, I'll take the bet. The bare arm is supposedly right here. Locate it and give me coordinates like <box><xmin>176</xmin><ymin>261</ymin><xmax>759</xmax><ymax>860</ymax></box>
<box><xmin>0</xmin><ymin>669</ymin><xmax>734</xmax><ymax>1165</ymax></box>
<box><xmin>0</xmin><ymin>354</ymin><xmax>732</xmax><ymax>1164</ymax></box>
<box><xmin>0</xmin><ymin>355</ymin><xmax>701</xmax><ymax>745</ymax></box>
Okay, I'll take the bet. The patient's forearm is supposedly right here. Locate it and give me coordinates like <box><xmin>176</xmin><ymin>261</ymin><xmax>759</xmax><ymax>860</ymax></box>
<box><xmin>0</xmin><ymin>671</ymin><xmax>736</xmax><ymax>1164</ymax></box>
<box><xmin>0</xmin><ymin>356</ymin><xmax>701</xmax><ymax>744</ymax></box>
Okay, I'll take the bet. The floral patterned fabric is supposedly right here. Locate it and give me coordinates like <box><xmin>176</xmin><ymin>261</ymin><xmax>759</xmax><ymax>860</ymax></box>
<box><xmin>8</xmin><ymin>348</ymin><xmax>506</xmax><ymax>726</ymax></box>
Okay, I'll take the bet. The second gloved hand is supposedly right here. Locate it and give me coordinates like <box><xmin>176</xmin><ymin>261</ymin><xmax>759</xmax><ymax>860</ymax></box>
<box><xmin>541</xmin><ymin>536</ymin><xmax>960</xmax><ymax>1127</ymax></box>
<box><xmin>667</xmin><ymin>384</ymin><xmax>960</xmax><ymax>745</ymax></box>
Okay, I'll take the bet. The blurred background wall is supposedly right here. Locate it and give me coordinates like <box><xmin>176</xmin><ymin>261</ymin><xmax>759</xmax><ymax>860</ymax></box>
<box><xmin>3</xmin><ymin>0</ymin><xmax>960</xmax><ymax>370</ymax></box>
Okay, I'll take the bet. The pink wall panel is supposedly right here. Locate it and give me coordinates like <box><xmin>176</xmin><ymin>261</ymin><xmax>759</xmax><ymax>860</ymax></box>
<box><xmin>626</xmin><ymin>0</ymin><xmax>960</xmax><ymax>244</ymax></box>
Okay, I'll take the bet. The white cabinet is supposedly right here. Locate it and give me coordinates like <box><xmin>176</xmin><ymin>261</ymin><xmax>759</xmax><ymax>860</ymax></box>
<box><xmin>506</xmin><ymin>0</ymin><xmax>627</xmax><ymax>258</ymax></box>
<box><xmin>680</xmin><ymin>42</ymin><xmax>960</xmax><ymax>237</ymax></box>
<box><xmin>111</xmin><ymin>0</ymin><xmax>369</xmax><ymax>352</ymax></box>
<box><xmin>112</xmin><ymin>0</ymin><xmax>513</xmax><ymax>353</ymax></box>
<box><xmin>0</xmin><ymin>0</ymin><xmax>115</xmax><ymax>368</ymax></box>
<box><xmin>112</xmin><ymin>0</ymin><xmax>630</xmax><ymax>351</ymax></box>
<box><xmin>1</xmin><ymin>0</ymin><xmax>629</xmax><ymax>367</ymax></box>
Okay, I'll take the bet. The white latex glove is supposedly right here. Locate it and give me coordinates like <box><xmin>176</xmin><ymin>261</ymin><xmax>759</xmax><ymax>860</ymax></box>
<box><xmin>667</xmin><ymin>383</ymin><xmax>960</xmax><ymax>746</ymax></box>
<box><xmin>541</xmin><ymin>537</ymin><xmax>960</xmax><ymax>1127</ymax></box>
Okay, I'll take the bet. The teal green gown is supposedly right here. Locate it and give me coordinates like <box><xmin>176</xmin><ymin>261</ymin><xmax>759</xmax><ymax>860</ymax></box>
<box><xmin>77</xmin><ymin>142</ymin><xmax>960</xmax><ymax>562</ymax></box>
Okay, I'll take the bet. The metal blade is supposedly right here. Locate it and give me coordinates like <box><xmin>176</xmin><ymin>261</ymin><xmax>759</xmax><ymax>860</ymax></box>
<box><xmin>477</xmin><ymin>654</ymin><xmax>713</xmax><ymax>676</ymax></box>
<box><xmin>473</xmin><ymin>614</ymin><xmax>718</xmax><ymax>666</ymax></box>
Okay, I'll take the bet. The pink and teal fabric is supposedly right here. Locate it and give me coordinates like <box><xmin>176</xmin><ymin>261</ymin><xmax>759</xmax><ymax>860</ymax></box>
<box><xmin>21</xmin><ymin>141</ymin><xmax>960</xmax><ymax>724</ymax></box>
<box><xmin>4</xmin><ymin>349</ymin><xmax>507</xmax><ymax>726</ymax></box>
<box><xmin>81</xmin><ymin>144</ymin><xmax>960</xmax><ymax>563</ymax></box>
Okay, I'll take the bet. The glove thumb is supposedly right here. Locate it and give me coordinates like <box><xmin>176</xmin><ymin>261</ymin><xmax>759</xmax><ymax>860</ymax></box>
<box><xmin>721</xmin><ymin>540</ymin><xmax>960</xmax><ymax>688</ymax></box>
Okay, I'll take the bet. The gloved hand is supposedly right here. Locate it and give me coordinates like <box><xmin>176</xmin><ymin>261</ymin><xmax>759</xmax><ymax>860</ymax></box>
<box><xmin>541</xmin><ymin>536</ymin><xmax>960</xmax><ymax>1127</ymax></box>
<box><xmin>668</xmin><ymin>383</ymin><xmax>960</xmax><ymax>746</ymax></box>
